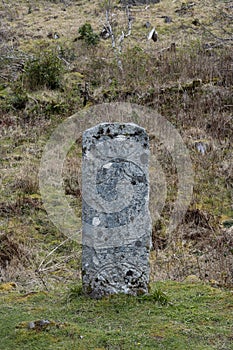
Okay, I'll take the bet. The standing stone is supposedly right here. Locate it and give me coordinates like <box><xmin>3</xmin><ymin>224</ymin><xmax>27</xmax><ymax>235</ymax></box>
<box><xmin>82</xmin><ymin>123</ymin><xmax>151</xmax><ymax>298</ymax></box>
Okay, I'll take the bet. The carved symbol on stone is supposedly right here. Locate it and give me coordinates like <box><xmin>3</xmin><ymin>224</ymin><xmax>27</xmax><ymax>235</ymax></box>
<box><xmin>82</xmin><ymin>158</ymin><xmax>148</xmax><ymax>228</ymax></box>
<box><xmin>91</xmin><ymin>262</ymin><xmax>148</xmax><ymax>297</ymax></box>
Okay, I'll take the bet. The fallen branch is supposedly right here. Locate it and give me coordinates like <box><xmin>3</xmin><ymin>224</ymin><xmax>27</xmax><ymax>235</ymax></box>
<box><xmin>36</xmin><ymin>230</ymin><xmax>81</xmax><ymax>273</ymax></box>
<box><xmin>201</xmin><ymin>23</ymin><xmax>233</xmax><ymax>42</ymax></box>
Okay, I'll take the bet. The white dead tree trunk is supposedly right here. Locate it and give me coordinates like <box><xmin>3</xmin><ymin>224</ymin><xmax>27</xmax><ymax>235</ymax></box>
<box><xmin>105</xmin><ymin>1</ymin><xmax>133</xmax><ymax>72</ymax></box>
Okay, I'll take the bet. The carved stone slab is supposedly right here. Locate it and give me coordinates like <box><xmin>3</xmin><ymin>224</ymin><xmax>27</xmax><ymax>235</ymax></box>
<box><xmin>82</xmin><ymin>123</ymin><xmax>151</xmax><ymax>298</ymax></box>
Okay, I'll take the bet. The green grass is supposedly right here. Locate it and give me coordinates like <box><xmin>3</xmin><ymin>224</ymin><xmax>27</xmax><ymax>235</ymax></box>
<box><xmin>0</xmin><ymin>281</ymin><xmax>232</xmax><ymax>350</ymax></box>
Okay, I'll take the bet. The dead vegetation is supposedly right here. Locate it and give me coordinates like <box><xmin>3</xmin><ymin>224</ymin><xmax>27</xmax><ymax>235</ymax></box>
<box><xmin>0</xmin><ymin>232</ymin><xmax>32</xmax><ymax>283</ymax></box>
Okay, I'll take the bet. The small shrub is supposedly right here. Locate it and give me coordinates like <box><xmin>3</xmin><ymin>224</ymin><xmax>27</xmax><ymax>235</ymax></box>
<box><xmin>138</xmin><ymin>288</ymin><xmax>169</xmax><ymax>306</ymax></box>
<box><xmin>23</xmin><ymin>50</ymin><xmax>64</xmax><ymax>91</ymax></box>
<box><xmin>10</xmin><ymin>85</ymin><xmax>28</xmax><ymax>110</ymax></box>
<box><xmin>0</xmin><ymin>83</ymin><xmax>28</xmax><ymax>111</ymax></box>
<box><xmin>12</xmin><ymin>164</ymin><xmax>39</xmax><ymax>195</ymax></box>
<box><xmin>78</xmin><ymin>23</ymin><xmax>100</xmax><ymax>46</ymax></box>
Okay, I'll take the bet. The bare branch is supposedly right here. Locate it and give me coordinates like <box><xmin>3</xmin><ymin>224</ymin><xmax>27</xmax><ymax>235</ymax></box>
<box><xmin>0</xmin><ymin>74</ymin><xmax>8</xmax><ymax>81</ymax></box>
<box><xmin>105</xmin><ymin>4</ymin><xmax>123</xmax><ymax>71</ymax></box>
<box><xmin>125</xmin><ymin>5</ymin><xmax>133</xmax><ymax>37</ymax></box>
<box><xmin>106</xmin><ymin>9</ymin><xmax>116</xmax><ymax>49</ymax></box>
<box><xmin>118</xmin><ymin>31</ymin><xmax>125</xmax><ymax>53</ymax></box>
<box><xmin>36</xmin><ymin>230</ymin><xmax>81</xmax><ymax>273</ymax></box>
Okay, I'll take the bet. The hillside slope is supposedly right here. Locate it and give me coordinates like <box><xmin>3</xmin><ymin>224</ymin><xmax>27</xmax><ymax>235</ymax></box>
<box><xmin>0</xmin><ymin>0</ymin><xmax>232</xmax><ymax>288</ymax></box>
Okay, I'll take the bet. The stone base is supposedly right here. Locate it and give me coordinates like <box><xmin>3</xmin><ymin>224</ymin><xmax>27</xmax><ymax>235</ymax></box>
<box><xmin>82</xmin><ymin>239</ymin><xmax>150</xmax><ymax>299</ymax></box>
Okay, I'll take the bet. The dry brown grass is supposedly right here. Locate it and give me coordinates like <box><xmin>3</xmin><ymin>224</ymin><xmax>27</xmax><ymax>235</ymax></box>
<box><xmin>151</xmin><ymin>223</ymin><xmax>233</xmax><ymax>286</ymax></box>
<box><xmin>0</xmin><ymin>231</ymin><xmax>33</xmax><ymax>283</ymax></box>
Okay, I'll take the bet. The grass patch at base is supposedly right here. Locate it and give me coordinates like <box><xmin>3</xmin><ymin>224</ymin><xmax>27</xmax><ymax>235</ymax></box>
<box><xmin>0</xmin><ymin>281</ymin><xmax>232</xmax><ymax>350</ymax></box>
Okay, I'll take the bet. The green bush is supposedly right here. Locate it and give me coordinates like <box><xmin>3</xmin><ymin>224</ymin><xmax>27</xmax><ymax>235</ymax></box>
<box><xmin>78</xmin><ymin>23</ymin><xmax>100</xmax><ymax>46</ymax></box>
<box><xmin>11</xmin><ymin>89</ymin><xmax>28</xmax><ymax>109</ymax></box>
<box><xmin>23</xmin><ymin>50</ymin><xmax>64</xmax><ymax>91</ymax></box>
<box><xmin>0</xmin><ymin>83</ymin><xmax>28</xmax><ymax>111</ymax></box>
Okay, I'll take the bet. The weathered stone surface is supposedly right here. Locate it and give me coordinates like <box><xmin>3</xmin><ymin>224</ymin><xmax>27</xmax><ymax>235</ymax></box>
<box><xmin>82</xmin><ymin>123</ymin><xmax>151</xmax><ymax>298</ymax></box>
